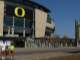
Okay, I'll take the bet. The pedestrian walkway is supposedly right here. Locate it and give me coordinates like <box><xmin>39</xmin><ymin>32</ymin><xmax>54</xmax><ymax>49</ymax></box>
<box><xmin>14</xmin><ymin>52</ymin><xmax>72</xmax><ymax>60</ymax></box>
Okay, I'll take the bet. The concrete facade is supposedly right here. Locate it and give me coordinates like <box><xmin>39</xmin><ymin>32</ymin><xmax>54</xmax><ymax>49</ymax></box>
<box><xmin>35</xmin><ymin>9</ymin><xmax>48</xmax><ymax>38</ymax></box>
<box><xmin>0</xmin><ymin>1</ymin><xmax>4</xmax><ymax>36</ymax></box>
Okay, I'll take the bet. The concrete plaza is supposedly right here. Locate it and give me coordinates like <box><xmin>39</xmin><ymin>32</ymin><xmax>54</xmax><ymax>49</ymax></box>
<box><xmin>14</xmin><ymin>47</ymin><xmax>80</xmax><ymax>60</ymax></box>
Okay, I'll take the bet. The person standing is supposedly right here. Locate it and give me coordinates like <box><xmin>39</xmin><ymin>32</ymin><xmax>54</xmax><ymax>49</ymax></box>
<box><xmin>8</xmin><ymin>42</ymin><xmax>15</xmax><ymax>60</ymax></box>
<box><xmin>0</xmin><ymin>40</ymin><xmax>7</xmax><ymax>60</ymax></box>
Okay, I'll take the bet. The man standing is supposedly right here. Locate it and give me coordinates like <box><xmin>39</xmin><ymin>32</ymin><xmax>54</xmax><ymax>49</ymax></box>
<box><xmin>8</xmin><ymin>42</ymin><xmax>15</xmax><ymax>60</ymax></box>
<box><xmin>0</xmin><ymin>40</ymin><xmax>7</xmax><ymax>60</ymax></box>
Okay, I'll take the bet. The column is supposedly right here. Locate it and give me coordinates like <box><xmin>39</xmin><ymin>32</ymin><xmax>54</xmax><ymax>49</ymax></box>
<box><xmin>23</xmin><ymin>18</ymin><xmax>26</xmax><ymax>48</ymax></box>
<box><xmin>12</xmin><ymin>16</ymin><xmax>14</xmax><ymax>35</ymax></box>
<box><xmin>23</xmin><ymin>18</ymin><xmax>25</xmax><ymax>37</ymax></box>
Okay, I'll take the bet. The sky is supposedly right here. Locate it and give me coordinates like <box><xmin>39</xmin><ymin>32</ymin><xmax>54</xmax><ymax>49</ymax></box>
<box><xmin>32</xmin><ymin>0</ymin><xmax>80</xmax><ymax>38</ymax></box>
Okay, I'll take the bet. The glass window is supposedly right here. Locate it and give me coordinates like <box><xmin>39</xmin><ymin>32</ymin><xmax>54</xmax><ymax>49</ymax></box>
<box><xmin>5</xmin><ymin>4</ymin><xmax>14</xmax><ymax>16</ymax></box>
<box><xmin>3</xmin><ymin>15</ymin><xmax>13</xmax><ymax>35</ymax></box>
<box><xmin>47</xmin><ymin>15</ymin><xmax>52</xmax><ymax>23</ymax></box>
<box><xmin>4</xmin><ymin>2</ymin><xmax>34</xmax><ymax>37</ymax></box>
<box><xmin>4</xmin><ymin>15</ymin><xmax>13</xmax><ymax>27</ymax></box>
<box><xmin>14</xmin><ymin>17</ymin><xmax>24</xmax><ymax>27</ymax></box>
<box><xmin>5</xmin><ymin>2</ymin><xmax>33</xmax><ymax>20</ymax></box>
<box><xmin>14</xmin><ymin>17</ymin><xmax>24</xmax><ymax>34</ymax></box>
<box><xmin>26</xmin><ymin>9</ymin><xmax>33</xmax><ymax>20</ymax></box>
<box><xmin>25</xmin><ymin>19</ymin><xmax>33</xmax><ymax>28</ymax></box>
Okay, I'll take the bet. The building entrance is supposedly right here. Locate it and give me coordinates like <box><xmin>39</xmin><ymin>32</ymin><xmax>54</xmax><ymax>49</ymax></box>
<box><xmin>14</xmin><ymin>40</ymin><xmax>25</xmax><ymax>47</ymax></box>
<box><xmin>14</xmin><ymin>38</ymin><xmax>25</xmax><ymax>47</ymax></box>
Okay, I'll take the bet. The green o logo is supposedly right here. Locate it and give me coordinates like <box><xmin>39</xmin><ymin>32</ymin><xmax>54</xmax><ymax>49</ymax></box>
<box><xmin>14</xmin><ymin>7</ymin><xmax>26</xmax><ymax>17</ymax></box>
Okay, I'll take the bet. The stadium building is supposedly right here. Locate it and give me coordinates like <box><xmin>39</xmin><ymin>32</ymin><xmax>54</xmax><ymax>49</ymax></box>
<box><xmin>0</xmin><ymin>0</ymin><xmax>55</xmax><ymax>47</ymax></box>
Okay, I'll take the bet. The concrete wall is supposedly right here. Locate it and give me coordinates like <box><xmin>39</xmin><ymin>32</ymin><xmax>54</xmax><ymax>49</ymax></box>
<box><xmin>0</xmin><ymin>0</ymin><xmax>4</xmax><ymax>36</ymax></box>
<box><xmin>35</xmin><ymin>9</ymin><xmax>47</xmax><ymax>38</ymax></box>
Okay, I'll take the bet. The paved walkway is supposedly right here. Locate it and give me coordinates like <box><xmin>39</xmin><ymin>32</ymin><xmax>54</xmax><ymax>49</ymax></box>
<box><xmin>0</xmin><ymin>47</ymin><xmax>80</xmax><ymax>60</ymax></box>
<box><xmin>14</xmin><ymin>52</ymin><xmax>72</xmax><ymax>60</ymax></box>
<box><xmin>14</xmin><ymin>47</ymin><xmax>80</xmax><ymax>60</ymax></box>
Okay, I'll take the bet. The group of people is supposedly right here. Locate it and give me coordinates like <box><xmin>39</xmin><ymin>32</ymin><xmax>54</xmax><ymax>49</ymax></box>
<box><xmin>0</xmin><ymin>40</ymin><xmax>15</xmax><ymax>60</ymax></box>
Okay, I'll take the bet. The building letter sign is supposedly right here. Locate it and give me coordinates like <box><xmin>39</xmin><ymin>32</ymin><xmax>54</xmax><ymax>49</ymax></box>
<box><xmin>14</xmin><ymin>7</ymin><xmax>26</xmax><ymax>17</ymax></box>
